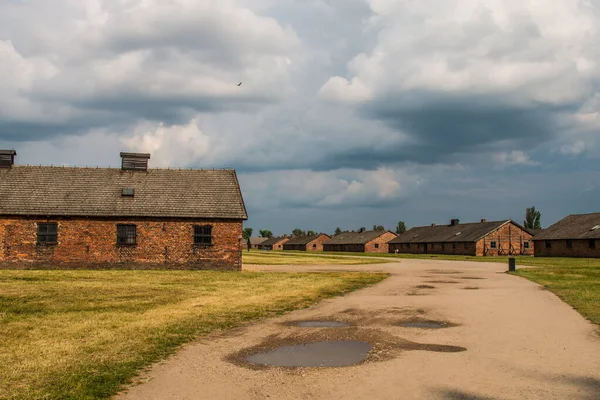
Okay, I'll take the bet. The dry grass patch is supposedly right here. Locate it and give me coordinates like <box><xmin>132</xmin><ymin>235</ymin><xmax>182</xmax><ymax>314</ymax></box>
<box><xmin>242</xmin><ymin>251</ymin><xmax>391</xmax><ymax>265</ymax></box>
<box><xmin>0</xmin><ymin>270</ymin><xmax>386</xmax><ymax>400</ymax></box>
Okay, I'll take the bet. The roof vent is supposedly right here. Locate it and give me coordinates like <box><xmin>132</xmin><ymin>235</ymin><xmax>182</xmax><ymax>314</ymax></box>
<box><xmin>431</xmin><ymin>223</ymin><xmax>436</xmax><ymax>226</ymax></box>
<box><xmin>120</xmin><ymin>152</ymin><xmax>150</xmax><ymax>171</ymax></box>
<box><xmin>455</xmin><ymin>232</ymin><xmax>462</xmax><ymax>236</ymax></box>
<box><xmin>413</xmin><ymin>234</ymin><xmax>419</xmax><ymax>238</ymax></box>
<box><xmin>0</xmin><ymin>150</ymin><xmax>16</xmax><ymax>168</ymax></box>
<box><xmin>592</xmin><ymin>225</ymin><xmax>600</xmax><ymax>231</ymax></box>
<box><xmin>122</xmin><ymin>188</ymin><xmax>135</xmax><ymax>197</ymax></box>
<box><xmin>481</xmin><ymin>218</ymin><xmax>487</xmax><ymax>223</ymax></box>
<box><xmin>450</xmin><ymin>218</ymin><xmax>460</xmax><ymax>226</ymax></box>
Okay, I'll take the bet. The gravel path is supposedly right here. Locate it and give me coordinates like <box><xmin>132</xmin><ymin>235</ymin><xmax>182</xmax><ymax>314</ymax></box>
<box><xmin>116</xmin><ymin>259</ymin><xmax>600</xmax><ymax>400</ymax></box>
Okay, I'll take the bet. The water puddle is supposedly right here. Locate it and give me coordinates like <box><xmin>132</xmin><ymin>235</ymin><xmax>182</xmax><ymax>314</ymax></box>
<box><xmin>415</xmin><ymin>285</ymin><xmax>436</xmax><ymax>289</ymax></box>
<box><xmin>246</xmin><ymin>340</ymin><xmax>371</xmax><ymax>367</ymax></box>
<box><xmin>398</xmin><ymin>319</ymin><xmax>458</xmax><ymax>329</ymax></box>
<box><xmin>463</xmin><ymin>286</ymin><xmax>480</xmax><ymax>290</ymax></box>
<box><xmin>294</xmin><ymin>321</ymin><xmax>349</xmax><ymax>328</ymax></box>
<box><xmin>460</xmin><ymin>277</ymin><xmax>485</xmax><ymax>280</ymax></box>
<box><xmin>425</xmin><ymin>280</ymin><xmax>460</xmax><ymax>284</ymax></box>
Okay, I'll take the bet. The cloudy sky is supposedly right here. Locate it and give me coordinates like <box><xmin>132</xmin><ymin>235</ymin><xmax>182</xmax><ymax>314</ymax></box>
<box><xmin>1</xmin><ymin>0</ymin><xmax>599</xmax><ymax>235</ymax></box>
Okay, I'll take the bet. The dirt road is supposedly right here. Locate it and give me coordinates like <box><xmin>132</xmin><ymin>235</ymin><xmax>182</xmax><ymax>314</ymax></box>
<box><xmin>116</xmin><ymin>259</ymin><xmax>600</xmax><ymax>400</ymax></box>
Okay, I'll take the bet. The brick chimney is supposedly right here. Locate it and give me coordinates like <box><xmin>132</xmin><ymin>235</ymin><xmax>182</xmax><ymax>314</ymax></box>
<box><xmin>0</xmin><ymin>150</ymin><xmax>16</xmax><ymax>168</ymax></box>
<box><xmin>120</xmin><ymin>152</ymin><xmax>150</xmax><ymax>171</ymax></box>
<box><xmin>450</xmin><ymin>219</ymin><xmax>460</xmax><ymax>226</ymax></box>
<box><xmin>480</xmin><ymin>218</ymin><xmax>487</xmax><ymax>223</ymax></box>
<box><xmin>431</xmin><ymin>223</ymin><xmax>436</xmax><ymax>226</ymax></box>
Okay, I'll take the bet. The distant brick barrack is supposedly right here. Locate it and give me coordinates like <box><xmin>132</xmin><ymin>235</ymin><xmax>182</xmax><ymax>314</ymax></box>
<box><xmin>0</xmin><ymin>151</ymin><xmax>248</xmax><ymax>270</ymax></box>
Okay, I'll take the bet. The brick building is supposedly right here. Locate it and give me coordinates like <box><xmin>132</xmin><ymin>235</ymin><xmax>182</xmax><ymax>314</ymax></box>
<box><xmin>242</xmin><ymin>237</ymin><xmax>268</xmax><ymax>250</ymax></box>
<box><xmin>388</xmin><ymin>219</ymin><xmax>533</xmax><ymax>256</ymax></box>
<box><xmin>533</xmin><ymin>213</ymin><xmax>600</xmax><ymax>258</ymax></box>
<box><xmin>323</xmin><ymin>230</ymin><xmax>397</xmax><ymax>253</ymax></box>
<box><xmin>257</xmin><ymin>236</ymin><xmax>289</xmax><ymax>251</ymax></box>
<box><xmin>282</xmin><ymin>234</ymin><xmax>330</xmax><ymax>251</ymax></box>
<box><xmin>0</xmin><ymin>151</ymin><xmax>248</xmax><ymax>270</ymax></box>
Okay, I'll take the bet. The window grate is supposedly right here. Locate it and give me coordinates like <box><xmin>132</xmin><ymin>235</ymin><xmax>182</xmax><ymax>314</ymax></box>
<box><xmin>37</xmin><ymin>223</ymin><xmax>58</xmax><ymax>245</ymax></box>
<box><xmin>194</xmin><ymin>225</ymin><xmax>212</xmax><ymax>245</ymax></box>
<box><xmin>490</xmin><ymin>241</ymin><xmax>497</xmax><ymax>249</ymax></box>
<box><xmin>117</xmin><ymin>225</ymin><xmax>137</xmax><ymax>245</ymax></box>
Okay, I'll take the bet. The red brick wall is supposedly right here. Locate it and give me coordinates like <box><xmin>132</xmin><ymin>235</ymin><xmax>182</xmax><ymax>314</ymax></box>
<box><xmin>476</xmin><ymin>223</ymin><xmax>533</xmax><ymax>256</ymax></box>
<box><xmin>364</xmin><ymin>232</ymin><xmax>397</xmax><ymax>253</ymax></box>
<box><xmin>285</xmin><ymin>235</ymin><xmax>329</xmax><ymax>252</ymax></box>
<box><xmin>259</xmin><ymin>238</ymin><xmax>288</xmax><ymax>251</ymax></box>
<box><xmin>388</xmin><ymin>222</ymin><xmax>533</xmax><ymax>257</ymax></box>
<box><xmin>389</xmin><ymin>242</ymin><xmax>477</xmax><ymax>256</ymax></box>
<box><xmin>0</xmin><ymin>217</ymin><xmax>242</xmax><ymax>270</ymax></box>
<box><xmin>323</xmin><ymin>243</ymin><xmax>365</xmax><ymax>252</ymax></box>
<box><xmin>534</xmin><ymin>239</ymin><xmax>600</xmax><ymax>258</ymax></box>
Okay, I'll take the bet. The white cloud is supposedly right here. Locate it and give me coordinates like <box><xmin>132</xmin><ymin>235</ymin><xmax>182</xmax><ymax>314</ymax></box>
<box><xmin>560</xmin><ymin>140</ymin><xmax>586</xmax><ymax>156</ymax></box>
<box><xmin>318</xmin><ymin>76</ymin><xmax>373</xmax><ymax>103</ymax></box>
<box><xmin>493</xmin><ymin>150</ymin><xmax>538</xmax><ymax>167</ymax></box>
<box><xmin>121</xmin><ymin>120</ymin><xmax>212</xmax><ymax>168</ymax></box>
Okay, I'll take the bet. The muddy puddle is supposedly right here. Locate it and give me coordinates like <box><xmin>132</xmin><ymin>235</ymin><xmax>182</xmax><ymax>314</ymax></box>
<box><xmin>425</xmin><ymin>280</ymin><xmax>460</xmax><ymax>284</ymax></box>
<box><xmin>415</xmin><ymin>285</ymin><xmax>436</xmax><ymax>289</ymax></box>
<box><xmin>227</xmin><ymin>327</ymin><xmax>466</xmax><ymax>369</ymax></box>
<box><xmin>289</xmin><ymin>320</ymin><xmax>350</xmax><ymax>328</ymax></box>
<box><xmin>459</xmin><ymin>277</ymin><xmax>486</xmax><ymax>280</ymax></box>
<box><xmin>246</xmin><ymin>340</ymin><xmax>371</xmax><ymax>367</ymax></box>
<box><xmin>463</xmin><ymin>286</ymin><xmax>480</xmax><ymax>290</ymax></box>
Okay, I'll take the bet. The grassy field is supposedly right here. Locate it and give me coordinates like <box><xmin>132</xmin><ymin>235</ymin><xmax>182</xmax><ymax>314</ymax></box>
<box><xmin>242</xmin><ymin>251</ymin><xmax>391</xmax><ymax>265</ymax></box>
<box><xmin>0</xmin><ymin>270</ymin><xmax>386</xmax><ymax>400</ymax></box>
<box><xmin>513</xmin><ymin>262</ymin><xmax>600</xmax><ymax>326</ymax></box>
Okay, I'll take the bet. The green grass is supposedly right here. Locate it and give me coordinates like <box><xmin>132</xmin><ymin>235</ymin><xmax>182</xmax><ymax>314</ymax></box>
<box><xmin>242</xmin><ymin>251</ymin><xmax>392</xmax><ymax>265</ymax></box>
<box><xmin>0</xmin><ymin>270</ymin><xmax>387</xmax><ymax>400</ymax></box>
<box><xmin>513</xmin><ymin>263</ymin><xmax>600</xmax><ymax>326</ymax></box>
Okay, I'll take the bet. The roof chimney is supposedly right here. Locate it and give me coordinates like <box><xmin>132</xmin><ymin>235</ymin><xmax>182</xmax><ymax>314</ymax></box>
<box><xmin>480</xmin><ymin>218</ymin><xmax>487</xmax><ymax>223</ymax></box>
<box><xmin>120</xmin><ymin>152</ymin><xmax>150</xmax><ymax>171</ymax></box>
<box><xmin>0</xmin><ymin>150</ymin><xmax>17</xmax><ymax>168</ymax></box>
<box><xmin>359</xmin><ymin>227</ymin><xmax>366</xmax><ymax>233</ymax></box>
<box><xmin>431</xmin><ymin>223</ymin><xmax>436</xmax><ymax>226</ymax></box>
<box><xmin>450</xmin><ymin>218</ymin><xmax>460</xmax><ymax>226</ymax></box>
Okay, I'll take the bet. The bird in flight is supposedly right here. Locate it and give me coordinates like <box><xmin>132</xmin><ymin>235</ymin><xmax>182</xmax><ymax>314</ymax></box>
<box><xmin>237</xmin><ymin>82</ymin><xmax>242</xmax><ymax>86</ymax></box>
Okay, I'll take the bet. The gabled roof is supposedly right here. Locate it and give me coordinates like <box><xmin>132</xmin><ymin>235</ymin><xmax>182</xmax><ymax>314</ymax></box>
<box><xmin>0</xmin><ymin>166</ymin><xmax>247</xmax><ymax>219</ymax></box>
<box><xmin>259</xmin><ymin>236</ymin><xmax>289</xmax><ymax>246</ymax></box>
<box><xmin>389</xmin><ymin>220</ymin><xmax>525</xmax><ymax>244</ymax></box>
<box><xmin>533</xmin><ymin>213</ymin><xmax>600</xmax><ymax>240</ymax></box>
<box><xmin>325</xmin><ymin>230</ymin><xmax>396</xmax><ymax>245</ymax></box>
<box><xmin>248</xmin><ymin>237</ymin><xmax>268</xmax><ymax>246</ymax></box>
<box><xmin>284</xmin><ymin>234</ymin><xmax>330</xmax><ymax>246</ymax></box>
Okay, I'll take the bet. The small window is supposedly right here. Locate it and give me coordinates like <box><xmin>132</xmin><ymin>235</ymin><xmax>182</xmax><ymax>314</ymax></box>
<box><xmin>121</xmin><ymin>188</ymin><xmax>135</xmax><ymax>197</ymax></box>
<box><xmin>590</xmin><ymin>239</ymin><xmax>597</xmax><ymax>249</ymax></box>
<box><xmin>117</xmin><ymin>224</ymin><xmax>136</xmax><ymax>245</ymax></box>
<box><xmin>566</xmin><ymin>240</ymin><xmax>573</xmax><ymax>249</ymax></box>
<box><xmin>375</xmin><ymin>243</ymin><xmax>380</xmax><ymax>249</ymax></box>
<box><xmin>545</xmin><ymin>241</ymin><xmax>552</xmax><ymax>249</ymax></box>
<box><xmin>490</xmin><ymin>241</ymin><xmax>497</xmax><ymax>249</ymax></box>
<box><xmin>524</xmin><ymin>242</ymin><xmax>530</xmax><ymax>249</ymax></box>
<box><xmin>194</xmin><ymin>225</ymin><xmax>212</xmax><ymax>245</ymax></box>
<box><xmin>408</xmin><ymin>244</ymin><xmax>411</xmax><ymax>249</ymax></box>
<box><xmin>452</xmin><ymin>243</ymin><xmax>456</xmax><ymax>249</ymax></box>
<box><xmin>442</xmin><ymin>244</ymin><xmax>445</xmax><ymax>251</ymax></box>
<box><xmin>464</xmin><ymin>243</ymin><xmax>468</xmax><ymax>249</ymax></box>
<box><xmin>37</xmin><ymin>223</ymin><xmax>58</xmax><ymax>245</ymax></box>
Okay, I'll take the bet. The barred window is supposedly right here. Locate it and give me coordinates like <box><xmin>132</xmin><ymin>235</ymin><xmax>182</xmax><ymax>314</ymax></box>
<box><xmin>566</xmin><ymin>240</ymin><xmax>573</xmax><ymax>249</ymax></box>
<box><xmin>490</xmin><ymin>241</ymin><xmax>497</xmax><ymax>249</ymax></box>
<box><xmin>194</xmin><ymin>225</ymin><xmax>212</xmax><ymax>245</ymax></box>
<box><xmin>545</xmin><ymin>241</ymin><xmax>552</xmax><ymax>249</ymax></box>
<box><xmin>117</xmin><ymin>225</ymin><xmax>137</xmax><ymax>245</ymax></box>
<box><xmin>524</xmin><ymin>242</ymin><xmax>530</xmax><ymax>249</ymax></box>
<box><xmin>37</xmin><ymin>223</ymin><xmax>58</xmax><ymax>245</ymax></box>
<box><xmin>590</xmin><ymin>239</ymin><xmax>596</xmax><ymax>249</ymax></box>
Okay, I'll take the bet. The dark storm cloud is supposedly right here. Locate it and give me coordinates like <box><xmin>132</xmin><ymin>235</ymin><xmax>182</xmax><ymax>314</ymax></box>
<box><xmin>320</xmin><ymin>92</ymin><xmax>572</xmax><ymax>169</ymax></box>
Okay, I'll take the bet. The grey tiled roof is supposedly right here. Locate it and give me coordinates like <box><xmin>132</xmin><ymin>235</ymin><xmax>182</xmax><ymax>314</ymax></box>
<box><xmin>259</xmin><ymin>236</ymin><xmax>289</xmax><ymax>246</ymax></box>
<box><xmin>325</xmin><ymin>230</ymin><xmax>395</xmax><ymax>245</ymax></box>
<box><xmin>533</xmin><ymin>213</ymin><xmax>600</xmax><ymax>240</ymax></box>
<box><xmin>389</xmin><ymin>220</ymin><xmax>525</xmax><ymax>244</ymax></box>
<box><xmin>284</xmin><ymin>234</ymin><xmax>329</xmax><ymax>245</ymax></box>
<box><xmin>0</xmin><ymin>166</ymin><xmax>247</xmax><ymax>219</ymax></box>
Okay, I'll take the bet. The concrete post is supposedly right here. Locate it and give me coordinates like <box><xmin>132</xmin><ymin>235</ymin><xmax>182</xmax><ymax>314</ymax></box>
<box><xmin>508</xmin><ymin>257</ymin><xmax>516</xmax><ymax>272</ymax></box>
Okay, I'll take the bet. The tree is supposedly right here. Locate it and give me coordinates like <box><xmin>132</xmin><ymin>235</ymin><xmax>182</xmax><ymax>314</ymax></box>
<box><xmin>259</xmin><ymin>230</ymin><xmax>273</xmax><ymax>238</ymax></box>
<box><xmin>373</xmin><ymin>225</ymin><xmax>385</xmax><ymax>231</ymax></box>
<box><xmin>292</xmin><ymin>228</ymin><xmax>304</xmax><ymax>237</ymax></box>
<box><xmin>334</xmin><ymin>227</ymin><xmax>342</xmax><ymax>236</ymax></box>
<box><xmin>307</xmin><ymin>230</ymin><xmax>316</xmax><ymax>236</ymax></box>
<box><xmin>396</xmin><ymin>221</ymin><xmax>407</xmax><ymax>234</ymax></box>
<box><xmin>524</xmin><ymin>206</ymin><xmax>542</xmax><ymax>230</ymax></box>
<box><xmin>242</xmin><ymin>228</ymin><xmax>253</xmax><ymax>240</ymax></box>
